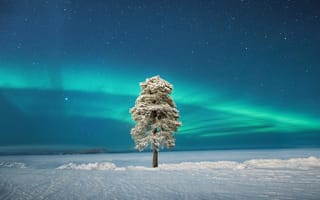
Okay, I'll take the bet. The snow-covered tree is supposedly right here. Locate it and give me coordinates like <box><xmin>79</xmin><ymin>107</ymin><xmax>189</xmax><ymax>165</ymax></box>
<box><xmin>130</xmin><ymin>75</ymin><xmax>182</xmax><ymax>167</ymax></box>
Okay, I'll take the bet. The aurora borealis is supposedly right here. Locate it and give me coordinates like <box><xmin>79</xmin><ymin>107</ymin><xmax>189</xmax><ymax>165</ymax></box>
<box><xmin>1</xmin><ymin>1</ymin><xmax>320</xmax><ymax>153</ymax></box>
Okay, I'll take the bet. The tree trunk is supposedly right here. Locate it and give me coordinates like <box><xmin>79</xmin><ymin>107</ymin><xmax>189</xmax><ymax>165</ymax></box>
<box><xmin>152</xmin><ymin>143</ymin><xmax>158</xmax><ymax>168</ymax></box>
<box><xmin>152</xmin><ymin>128</ymin><xmax>158</xmax><ymax>168</ymax></box>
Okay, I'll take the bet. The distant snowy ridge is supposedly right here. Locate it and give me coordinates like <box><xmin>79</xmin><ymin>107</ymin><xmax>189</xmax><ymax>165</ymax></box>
<box><xmin>0</xmin><ymin>161</ymin><xmax>27</xmax><ymax>168</ymax></box>
<box><xmin>56</xmin><ymin>156</ymin><xmax>320</xmax><ymax>171</ymax></box>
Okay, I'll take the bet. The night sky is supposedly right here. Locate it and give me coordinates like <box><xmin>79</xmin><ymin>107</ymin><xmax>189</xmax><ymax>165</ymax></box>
<box><xmin>0</xmin><ymin>0</ymin><xmax>320</xmax><ymax>153</ymax></box>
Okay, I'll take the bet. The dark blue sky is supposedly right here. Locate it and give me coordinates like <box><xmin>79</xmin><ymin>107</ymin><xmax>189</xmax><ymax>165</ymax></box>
<box><xmin>0</xmin><ymin>0</ymin><xmax>320</xmax><ymax>153</ymax></box>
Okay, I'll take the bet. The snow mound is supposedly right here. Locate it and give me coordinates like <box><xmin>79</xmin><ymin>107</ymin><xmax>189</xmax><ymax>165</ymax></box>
<box><xmin>159</xmin><ymin>157</ymin><xmax>320</xmax><ymax>170</ymax></box>
<box><xmin>56</xmin><ymin>162</ymin><xmax>116</xmax><ymax>170</ymax></box>
<box><xmin>158</xmin><ymin>161</ymin><xmax>241</xmax><ymax>170</ymax></box>
<box><xmin>56</xmin><ymin>157</ymin><xmax>320</xmax><ymax>171</ymax></box>
<box><xmin>0</xmin><ymin>161</ymin><xmax>27</xmax><ymax>169</ymax></box>
<box><xmin>242</xmin><ymin>156</ymin><xmax>320</xmax><ymax>169</ymax></box>
<box><xmin>127</xmin><ymin>166</ymin><xmax>158</xmax><ymax>171</ymax></box>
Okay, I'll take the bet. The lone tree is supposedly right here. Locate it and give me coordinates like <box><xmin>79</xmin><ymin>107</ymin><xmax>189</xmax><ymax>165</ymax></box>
<box><xmin>130</xmin><ymin>75</ymin><xmax>182</xmax><ymax>168</ymax></box>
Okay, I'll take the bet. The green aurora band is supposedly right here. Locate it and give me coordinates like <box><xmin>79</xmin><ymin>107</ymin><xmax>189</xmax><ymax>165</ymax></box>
<box><xmin>1</xmin><ymin>61</ymin><xmax>320</xmax><ymax>139</ymax></box>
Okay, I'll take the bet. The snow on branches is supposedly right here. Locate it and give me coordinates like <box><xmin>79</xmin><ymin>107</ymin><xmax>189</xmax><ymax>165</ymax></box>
<box><xmin>130</xmin><ymin>75</ymin><xmax>182</xmax><ymax>151</ymax></box>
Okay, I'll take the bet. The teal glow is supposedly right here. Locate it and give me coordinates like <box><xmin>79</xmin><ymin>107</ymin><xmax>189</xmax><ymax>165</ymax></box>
<box><xmin>1</xmin><ymin>61</ymin><xmax>320</xmax><ymax>139</ymax></box>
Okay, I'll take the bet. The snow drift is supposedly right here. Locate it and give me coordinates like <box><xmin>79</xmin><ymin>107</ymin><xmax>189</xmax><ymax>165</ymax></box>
<box><xmin>56</xmin><ymin>156</ymin><xmax>320</xmax><ymax>171</ymax></box>
<box><xmin>0</xmin><ymin>161</ymin><xmax>26</xmax><ymax>168</ymax></box>
<box><xmin>56</xmin><ymin>162</ymin><xmax>116</xmax><ymax>170</ymax></box>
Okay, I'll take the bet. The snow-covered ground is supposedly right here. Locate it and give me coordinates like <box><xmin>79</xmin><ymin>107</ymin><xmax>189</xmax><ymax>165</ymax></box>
<box><xmin>1</xmin><ymin>149</ymin><xmax>320</xmax><ymax>200</ymax></box>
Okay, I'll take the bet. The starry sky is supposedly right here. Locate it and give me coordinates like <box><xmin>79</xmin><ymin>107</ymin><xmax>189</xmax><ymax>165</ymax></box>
<box><xmin>0</xmin><ymin>0</ymin><xmax>320</xmax><ymax>154</ymax></box>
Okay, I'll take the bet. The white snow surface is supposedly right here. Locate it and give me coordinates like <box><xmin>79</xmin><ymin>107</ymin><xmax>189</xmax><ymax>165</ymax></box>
<box><xmin>1</xmin><ymin>149</ymin><xmax>320</xmax><ymax>200</ymax></box>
